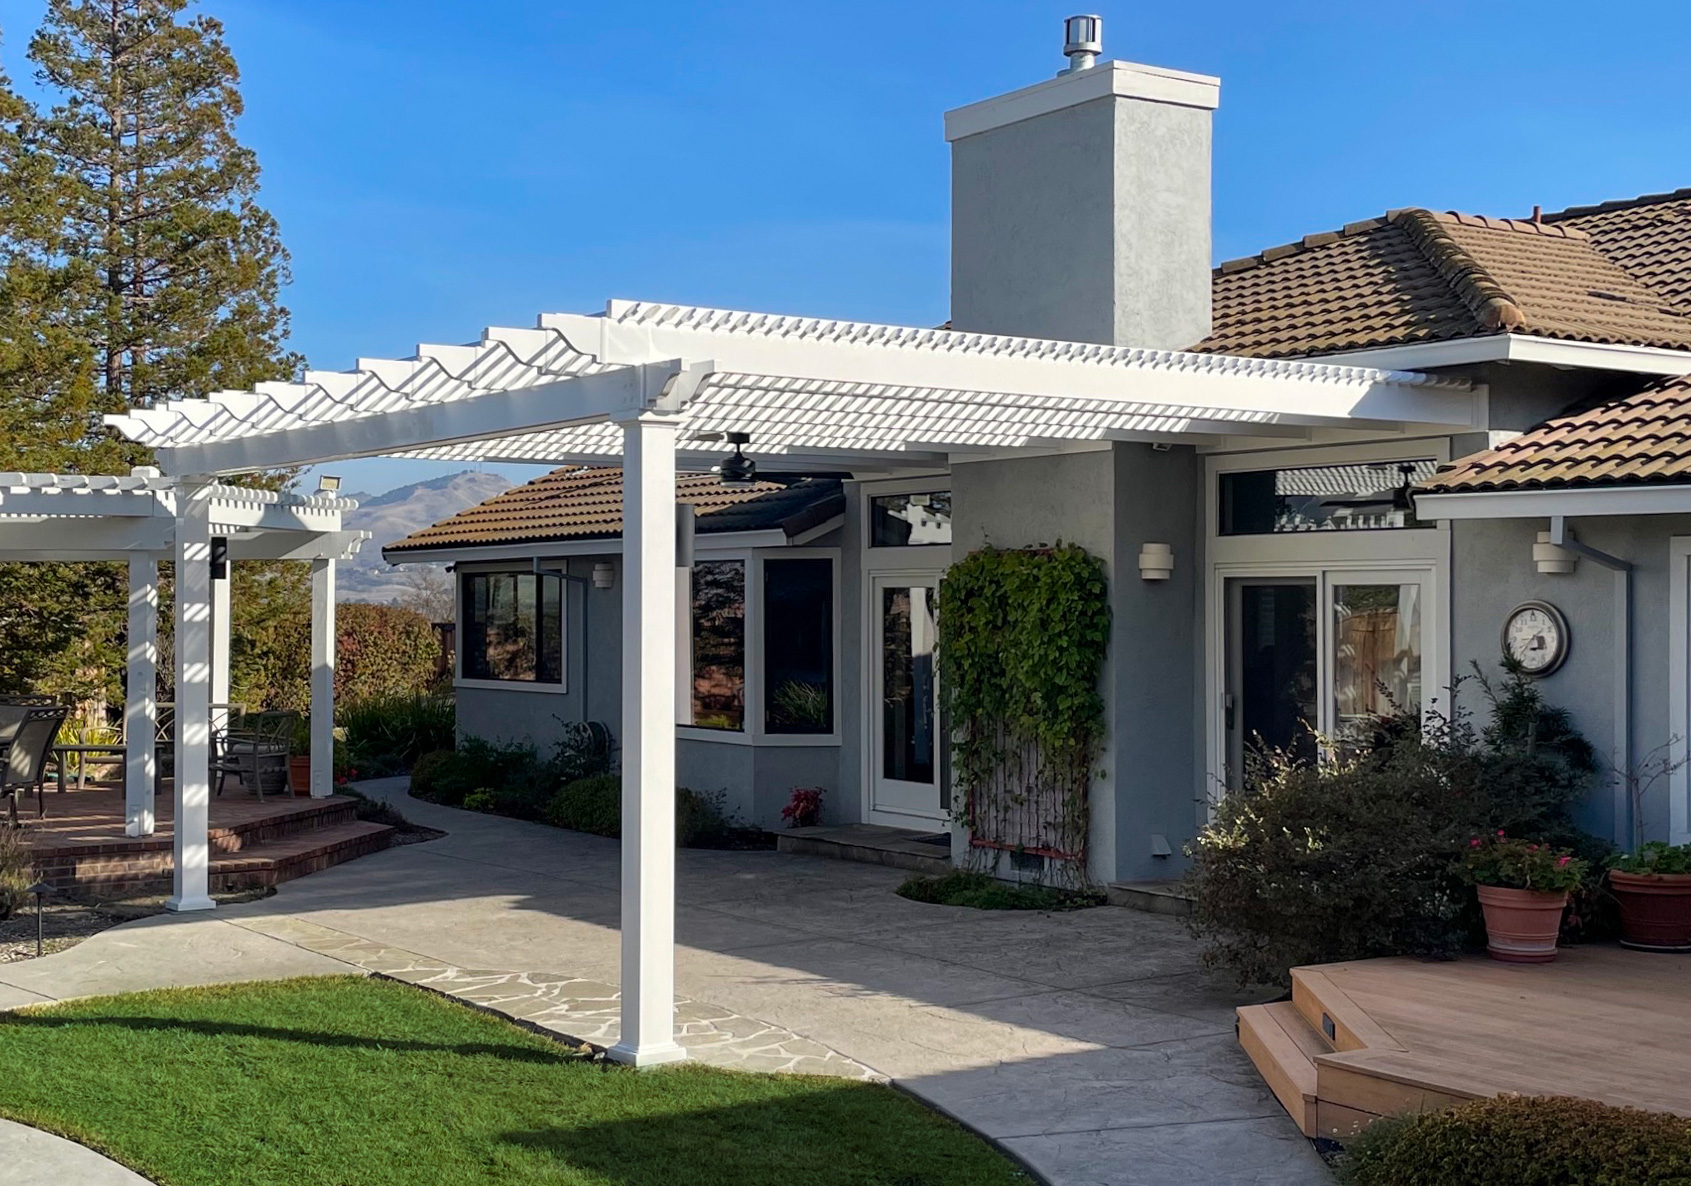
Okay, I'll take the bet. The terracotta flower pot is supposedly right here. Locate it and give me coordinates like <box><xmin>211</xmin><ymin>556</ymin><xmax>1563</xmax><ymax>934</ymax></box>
<box><xmin>1476</xmin><ymin>884</ymin><xmax>1568</xmax><ymax>963</ymax></box>
<box><xmin>1608</xmin><ymin>871</ymin><xmax>1691</xmax><ymax>953</ymax></box>
<box><xmin>288</xmin><ymin>755</ymin><xmax>312</xmax><ymax>797</ymax></box>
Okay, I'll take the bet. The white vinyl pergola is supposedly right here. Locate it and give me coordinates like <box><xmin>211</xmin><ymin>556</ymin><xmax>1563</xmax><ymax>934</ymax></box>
<box><xmin>0</xmin><ymin>471</ymin><xmax>364</xmax><ymax>911</ymax></box>
<box><xmin>107</xmin><ymin>299</ymin><xmax>1484</xmax><ymax>1064</ymax></box>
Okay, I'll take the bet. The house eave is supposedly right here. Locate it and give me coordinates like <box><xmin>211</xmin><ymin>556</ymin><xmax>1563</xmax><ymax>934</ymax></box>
<box><xmin>1416</xmin><ymin>484</ymin><xmax>1691</xmax><ymax>520</ymax></box>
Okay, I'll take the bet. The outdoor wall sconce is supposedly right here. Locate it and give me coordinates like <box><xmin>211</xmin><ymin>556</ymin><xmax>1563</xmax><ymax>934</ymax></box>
<box><xmin>592</xmin><ymin>561</ymin><xmax>616</xmax><ymax>590</ymax></box>
<box><xmin>1138</xmin><ymin>542</ymin><xmax>1174</xmax><ymax>581</ymax></box>
<box><xmin>717</xmin><ymin>432</ymin><xmax>757</xmax><ymax>488</ymax></box>
<box><xmin>1533</xmin><ymin>530</ymin><xmax>1578</xmax><ymax>575</ymax></box>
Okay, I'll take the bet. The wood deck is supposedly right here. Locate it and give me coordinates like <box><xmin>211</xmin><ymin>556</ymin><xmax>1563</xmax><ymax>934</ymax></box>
<box><xmin>14</xmin><ymin>786</ymin><xmax>393</xmax><ymax>893</ymax></box>
<box><xmin>1239</xmin><ymin>947</ymin><xmax>1691</xmax><ymax>1140</ymax></box>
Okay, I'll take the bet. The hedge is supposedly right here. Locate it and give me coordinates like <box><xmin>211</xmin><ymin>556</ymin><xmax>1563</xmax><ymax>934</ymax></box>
<box><xmin>334</xmin><ymin>603</ymin><xmax>441</xmax><ymax>704</ymax></box>
<box><xmin>1338</xmin><ymin>1096</ymin><xmax>1691</xmax><ymax>1186</ymax></box>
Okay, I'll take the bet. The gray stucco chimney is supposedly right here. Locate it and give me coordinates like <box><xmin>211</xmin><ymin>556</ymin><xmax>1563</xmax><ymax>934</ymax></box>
<box><xmin>945</xmin><ymin>28</ymin><xmax>1220</xmax><ymax>350</ymax></box>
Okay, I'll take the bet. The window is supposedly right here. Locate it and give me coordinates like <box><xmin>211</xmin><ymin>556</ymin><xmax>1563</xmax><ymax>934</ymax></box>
<box><xmin>870</xmin><ymin>491</ymin><xmax>952</xmax><ymax>546</ymax></box>
<box><xmin>460</xmin><ymin>572</ymin><xmax>563</xmax><ymax>683</ymax></box>
<box><xmin>691</xmin><ymin>560</ymin><xmax>746</xmax><ymax>730</ymax></box>
<box><xmin>1218</xmin><ymin>461</ymin><xmax>1438</xmax><ymax>535</ymax></box>
<box><xmin>764</xmin><ymin>558</ymin><xmax>833</xmax><ymax>734</ymax></box>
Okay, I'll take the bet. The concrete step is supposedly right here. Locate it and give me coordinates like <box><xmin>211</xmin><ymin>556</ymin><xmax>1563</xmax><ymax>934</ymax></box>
<box><xmin>777</xmin><ymin>824</ymin><xmax>952</xmax><ymax>875</ymax></box>
<box><xmin>1106</xmin><ymin>879</ymin><xmax>1193</xmax><ymax>916</ymax></box>
<box><xmin>1237</xmin><ymin>1001</ymin><xmax>1329</xmax><ymax>1137</ymax></box>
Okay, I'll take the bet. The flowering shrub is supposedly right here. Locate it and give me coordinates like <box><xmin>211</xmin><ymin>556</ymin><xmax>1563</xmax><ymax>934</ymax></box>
<box><xmin>1610</xmin><ymin>840</ymin><xmax>1691</xmax><ymax>876</ymax></box>
<box><xmin>1463</xmin><ymin>833</ymin><xmax>1586</xmax><ymax>893</ymax></box>
<box><xmin>781</xmin><ymin>787</ymin><xmax>825</xmax><ymax>829</ymax></box>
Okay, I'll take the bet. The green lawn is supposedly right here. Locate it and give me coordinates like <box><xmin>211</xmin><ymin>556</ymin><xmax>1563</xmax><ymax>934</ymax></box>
<box><xmin>0</xmin><ymin>977</ymin><xmax>1026</xmax><ymax>1186</ymax></box>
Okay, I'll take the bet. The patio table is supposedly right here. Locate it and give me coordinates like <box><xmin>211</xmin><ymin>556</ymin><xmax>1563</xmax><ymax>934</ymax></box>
<box><xmin>52</xmin><ymin>744</ymin><xmax>129</xmax><ymax>792</ymax></box>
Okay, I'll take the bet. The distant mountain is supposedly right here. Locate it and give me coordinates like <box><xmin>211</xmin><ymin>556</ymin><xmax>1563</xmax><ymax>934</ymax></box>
<box><xmin>337</xmin><ymin>470</ymin><xmax>514</xmax><ymax>606</ymax></box>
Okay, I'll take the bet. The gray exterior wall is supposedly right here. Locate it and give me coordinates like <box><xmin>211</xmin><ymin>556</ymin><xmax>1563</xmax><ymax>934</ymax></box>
<box><xmin>949</xmin><ymin>90</ymin><xmax>1213</xmax><ymax>349</ymax></box>
<box><xmin>1450</xmin><ymin>513</ymin><xmax>1691</xmax><ymax>846</ymax></box>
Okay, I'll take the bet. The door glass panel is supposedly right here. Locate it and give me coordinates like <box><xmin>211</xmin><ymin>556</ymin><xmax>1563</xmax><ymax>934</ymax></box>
<box><xmin>1333</xmin><ymin>583</ymin><xmax>1422</xmax><ymax>748</ymax></box>
<box><xmin>881</xmin><ymin>586</ymin><xmax>936</xmax><ymax>784</ymax></box>
<box><xmin>1237</xmin><ymin>582</ymin><xmax>1318</xmax><ymax>766</ymax></box>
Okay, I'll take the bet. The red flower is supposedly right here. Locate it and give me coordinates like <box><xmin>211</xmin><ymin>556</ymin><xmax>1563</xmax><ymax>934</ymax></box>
<box><xmin>1497</xmin><ymin>829</ymin><xmax>1506</xmax><ymax>837</ymax></box>
<box><xmin>1557</xmin><ymin>855</ymin><xmax>1572</xmax><ymax>867</ymax></box>
<box><xmin>1470</xmin><ymin>838</ymin><xmax>1483</xmax><ymax>847</ymax></box>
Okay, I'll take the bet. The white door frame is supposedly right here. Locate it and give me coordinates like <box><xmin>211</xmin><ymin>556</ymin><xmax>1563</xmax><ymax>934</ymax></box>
<box><xmin>1667</xmin><ymin>537</ymin><xmax>1691</xmax><ymax>845</ymax></box>
<box><xmin>866</xmin><ymin>570</ymin><xmax>947</xmax><ymax>827</ymax></box>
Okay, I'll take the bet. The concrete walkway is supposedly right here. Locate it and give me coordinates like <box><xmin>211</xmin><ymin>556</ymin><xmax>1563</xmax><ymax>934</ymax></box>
<box><xmin>0</xmin><ymin>1118</ymin><xmax>152</xmax><ymax>1186</ymax></box>
<box><xmin>1</xmin><ymin>778</ymin><xmax>1329</xmax><ymax>1186</ymax></box>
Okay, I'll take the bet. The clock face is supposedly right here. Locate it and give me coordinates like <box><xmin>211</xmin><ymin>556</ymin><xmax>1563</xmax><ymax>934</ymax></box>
<box><xmin>1503</xmin><ymin>602</ymin><xmax>1568</xmax><ymax>676</ymax></box>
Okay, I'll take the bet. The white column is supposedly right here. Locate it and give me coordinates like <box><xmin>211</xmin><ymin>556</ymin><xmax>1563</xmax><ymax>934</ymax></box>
<box><xmin>125</xmin><ymin>555</ymin><xmax>158</xmax><ymax>837</ymax></box>
<box><xmin>210</xmin><ymin>548</ymin><xmax>231</xmax><ymax>710</ymax></box>
<box><xmin>169</xmin><ymin>485</ymin><xmax>216</xmax><ymax>912</ymax></box>
<box><xmin>607</xmin><ymin>413</ymin><xmax>686</xmax><ymax>1068</ymax></box>
<box><xmin>310</xmin><ymin>558</ymin><xmax>337</xmax><ymax>798</ymax></box>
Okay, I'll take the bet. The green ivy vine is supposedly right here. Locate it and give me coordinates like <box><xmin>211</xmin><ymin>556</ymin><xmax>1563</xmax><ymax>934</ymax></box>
<box><xmin>937</xmin><ymin>544</ymin><xmax>1111</xmax><ymax>874</ymax></box>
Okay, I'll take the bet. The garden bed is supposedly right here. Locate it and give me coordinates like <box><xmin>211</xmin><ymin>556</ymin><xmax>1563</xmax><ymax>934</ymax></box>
<box><xmin>0</xmin><ymin>976</ymin><xmax>1028</xmax><ymax>1186</ymax></box>
<box><xmin>897</xmin><ymin>870</ymin><xmax>1104</xmax><ymax>911</ymax></box>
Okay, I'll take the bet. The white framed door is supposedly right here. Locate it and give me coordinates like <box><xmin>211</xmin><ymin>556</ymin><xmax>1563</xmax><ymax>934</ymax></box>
<box><xmin>1221</xmin><ymin>565</ymin><xmax>1435</xmax><ymax>789</ymax></box>
<box><xmin>869</xmin><ymin>572</ymin><xmax>945</xmax><ymax>825</ymax></box>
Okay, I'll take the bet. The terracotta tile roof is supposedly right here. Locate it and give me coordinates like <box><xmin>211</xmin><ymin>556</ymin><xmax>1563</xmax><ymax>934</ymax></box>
<box><xmin>1199</xmin><ymin>206</ymin><xmax>1691</xmax><ymax>359</ymax></box>
<box><xmin>1545</xmin><ymin>188</ymin><xmax>1691</xmax><ymax>310</ymax></box>
<box><xmin>384</xmin><ymin>467</ymin><xmax>844</xmax><ymax>555</ymax></box>
<box><xmin>1418</xmin><ymin>374</ymin><xmax>1691</xmax><ymax>493</ymax></box>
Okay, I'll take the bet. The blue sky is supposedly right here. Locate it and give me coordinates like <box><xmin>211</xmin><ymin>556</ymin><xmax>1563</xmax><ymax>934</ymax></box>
<box><xmin>1</xmin><ymin>0</ymin><xmax>1687</xmax><ymax>493</ymax></box>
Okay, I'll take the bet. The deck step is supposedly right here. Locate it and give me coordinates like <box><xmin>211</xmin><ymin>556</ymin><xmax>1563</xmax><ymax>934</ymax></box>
<box><xmin>209</xmin><ymin>820</ymin><xmax>395</xmax><ymax>891</ymax></box>
<box><xmin>1238</xmin><ymin>1001</ymin><xmax>1329</xmax><ymax>1137</ymax></box>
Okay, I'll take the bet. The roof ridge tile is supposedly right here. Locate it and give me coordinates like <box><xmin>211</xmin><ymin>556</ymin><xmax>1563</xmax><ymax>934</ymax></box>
<box><xmin>1390</xmin><ymin>208</ymin><xmax>1527</xmax><ymax>331</ymax></box>
<box><xmin>1543</xmin><ymin>187</ymin><xmax>1691</xmax><ymax>223</ymax></box>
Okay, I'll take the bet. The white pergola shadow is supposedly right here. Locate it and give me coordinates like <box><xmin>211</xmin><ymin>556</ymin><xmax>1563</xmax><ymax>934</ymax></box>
<box><xmin>0</xmin><ymin>471</ymin><xmax>364</xmax><ymax>910</ymax></box>
<box><xmin>104</xmin><ymin>299</ymin><xmax>1484</xmax><ymax>1064</ymax></box>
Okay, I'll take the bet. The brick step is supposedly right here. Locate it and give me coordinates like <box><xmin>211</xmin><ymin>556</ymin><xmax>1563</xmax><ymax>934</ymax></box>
<box><xmin>28</xmin><ymin>796</ymin><xmax>359</xmax><ymax>864</ymax></box>
<box><xmin>209</xmin><ymin>821</ymin><xmax>396</xmax><ymax>892</ymax></box>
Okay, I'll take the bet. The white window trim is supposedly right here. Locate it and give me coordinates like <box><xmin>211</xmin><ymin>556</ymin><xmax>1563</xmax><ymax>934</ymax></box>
<box><xmin>1203</xmin><ymin>441</ymin><xmax>1453</xmax><ymax>813</ymax></box>
<box><xmin>860</xmin><ymin>476</ymin><xmax>954</xmax><ymax>572</ymax></box>
<box><xmin>678</xmin><ymin>547</ymin><xmax>843</xmax><ymax>748</ymax></box>
<box><xmin>860</xmin><ymin>565</ymin><xmax>950</xmax><ymax>828</ymax></box>
<box><xmin>454</xmin><ymin>567</ymin><xmax>571</xmax><ymax>695</ymax></box>
<box><xmin>1667</xmin><ymin>537</ymin><xmax>1691</xmax><ymax>846</ymax></box>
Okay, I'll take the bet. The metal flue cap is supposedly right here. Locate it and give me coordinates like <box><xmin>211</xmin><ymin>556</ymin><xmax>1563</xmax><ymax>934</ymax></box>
<box><xmin>1062</xmin><ymin>15</ymin><xmax>1102</xmax><ymax>72</ymax></box>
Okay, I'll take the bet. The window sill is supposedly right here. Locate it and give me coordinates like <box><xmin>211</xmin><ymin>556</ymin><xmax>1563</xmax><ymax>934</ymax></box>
<box><xmin>678</xmin><ymin>727</ymin><xmax>841</xmax><ymax>748</ymax></box>
<box><xmin>454</xmin><ymin>677</ymin><xmax>571</xmax><ymax>695</ymax></box>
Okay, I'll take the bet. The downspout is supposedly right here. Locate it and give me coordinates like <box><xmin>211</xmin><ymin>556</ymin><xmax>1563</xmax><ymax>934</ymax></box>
<box><xmin>534</xmin><ymin>558</ymin><xmax>590</xmax><ymax>724</ymax></box>
<box><xmin>1549</xmin><ymin>517</ymin><xmax>1633</xmax><ymax>847</ymax></box>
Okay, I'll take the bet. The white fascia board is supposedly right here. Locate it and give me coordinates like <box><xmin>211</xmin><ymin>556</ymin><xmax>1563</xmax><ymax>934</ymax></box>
<box><xmin>1314</xmin><ymin>336</ymin><xmax>1691</xmax><ymax>377</ymax></box>
<box><xmin>156</xmin><ymin>366</ymin><xmax>656</xmax><ymax>477</ymax></box>
<box><xmin>1417</xmin><ymin>485</ymin><xmax>1691</xmax><ymax>520</ymax></box>
<box><xmin>944</xmin><ymin>59</ymin><xmax>1221</xmax><ymax>141</ymax></box>
<box><xmin>0</xmin><ymin>489</ymin><xmax>163</xmax><ymax>518</ymax></box>
<box><xmin>386</xmin><ymin>527</ymin><xmax>808</xmax><ymax>569</ymax></box>
<box><xmin>547</xmin><ymin>311</ymin><xmax>1482</xmax><ymax>433</ymax></box>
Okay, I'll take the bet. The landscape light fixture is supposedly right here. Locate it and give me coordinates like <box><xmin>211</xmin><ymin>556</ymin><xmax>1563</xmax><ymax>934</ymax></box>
<box><xmin>717</xmin><ymin>432</ymin><xmax>757</xmax><ymax>488</ymax></box>
<box><xmin>317</xmin><ymin>475</ymin><xmax>343</xmax><ymax>493</ymax></box>
<box><xmin>26</xmin><ymin>881</ymin><xmax>52</xmax><ymax>958</ymax></box>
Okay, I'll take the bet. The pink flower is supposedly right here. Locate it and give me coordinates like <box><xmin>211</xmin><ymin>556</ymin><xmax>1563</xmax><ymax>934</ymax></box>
<box><xmin>1469</xmin><ymin>838</ymin><xmax>1482</xmax><ymax>847</ymax></box>
<box><xmin>1557</xmin><ymin>855</ymin><xmax>1572</xmax><ymax>867</ymax></box>
<box><xmin>1497</xmin><ymin>829</ymin><xmax>1506</xmax><ymax>837</ymax></box>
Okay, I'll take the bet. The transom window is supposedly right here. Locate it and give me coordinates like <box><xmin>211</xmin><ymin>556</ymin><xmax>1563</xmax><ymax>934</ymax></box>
<box><xmin>460</xmin><ymin>571</ymin><xmax>564</xmax><ymax>684</ymax></box>
<box><xmin>1218</xmin><ymin>460</ymin><xmax>1438</xmax><ymax>536</ymax></box>
<box><xmin>870</xmin><ymin>491</ymin><xmax>952</xmax><ymax>547</ymax></box>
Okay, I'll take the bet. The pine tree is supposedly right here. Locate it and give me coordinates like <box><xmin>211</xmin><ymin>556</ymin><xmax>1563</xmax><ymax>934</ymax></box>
<box><xmin>27</xmin><ymin>0</ymin><xmax>298</xmax><ymax>422</ymax></box>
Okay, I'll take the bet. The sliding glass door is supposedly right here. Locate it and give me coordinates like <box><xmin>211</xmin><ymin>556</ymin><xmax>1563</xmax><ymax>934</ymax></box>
<box><xmin>1224</xmin><ymin>569</ymin><xmax>1430</xmax><ymax>787</ymax></box>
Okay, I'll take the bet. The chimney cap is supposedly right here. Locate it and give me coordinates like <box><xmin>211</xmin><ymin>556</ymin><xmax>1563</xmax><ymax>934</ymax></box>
<box><xmin>1062</xmin><ymin>15</ymin><xmax>1102</xmax><ymax>73</ymax></box>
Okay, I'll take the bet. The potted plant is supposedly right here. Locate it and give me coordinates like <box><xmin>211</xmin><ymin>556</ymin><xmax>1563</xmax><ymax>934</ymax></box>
<box><xmin>1463</xmin><ymin>832</ymin><xmax>1587</xmax><ymax>963</ymax></box>
<box><xmin>288</xmin><ymin>720</ymin><xmax>312</xmax><ymax>796</ymax></box>
<box><xmin>1607</xmin><ymin>842</ymin><xmax>1691</xmax><ymax>953</ymax></box>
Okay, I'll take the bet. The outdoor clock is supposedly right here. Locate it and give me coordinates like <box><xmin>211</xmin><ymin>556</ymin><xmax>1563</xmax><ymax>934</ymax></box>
<box><xmin>1502</xmin><ymin>601</ymin><xmax>1570</xmax><ymax>677</ymax></box>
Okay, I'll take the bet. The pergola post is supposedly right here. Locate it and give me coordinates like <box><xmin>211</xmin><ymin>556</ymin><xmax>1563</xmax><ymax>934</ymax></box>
<box><xmin>607</xmin><ymin>412</ymin><xmax>686</xmax><ymax>1068</ymax></box>
<box><xmin>124</xmin><ymin>555</ymin><xmax>158</xmax><ymax>837</ymax></box>
<box><xmin>169</xmin><ymin>484</ymin><xmax>216</xmax><ymax>912</ymax></box>
<box><xmin>310</xmin><ymin>558</ymin><xmax>336</xmax><ymax>798</ymax></box>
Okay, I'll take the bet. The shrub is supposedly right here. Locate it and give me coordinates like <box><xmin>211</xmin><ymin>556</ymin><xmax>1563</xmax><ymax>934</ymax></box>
<box><xmin>1187</xmin><ymin>664</ymin><xmax>1603</xmax><ymax>986</ymax></box>
<box><xmin>408</xmin><ymin>749</ymin><xmax>457</xmax><ymax>801</ymax></box>
<box><xmin>0</xmin><ymin>827</ymin><xmax>32</xmax><ymax>921</ymax></box>
<box><xmin>337</xmin><ymin>692</ymin><xmax>455</xmax><ymax>771</ymax></box>
<box><xmin>333</xmin><ymin>603</ymin><xmax>442</xmax><ymax>704</ymax></box>
<box><xmin>462</xmin><ymin>789</ymin><xmax>495</xmax><ymax>813</ymax></box>
<box><xmin>781</xmin><ymin>787</ymin><xmax>825</xmax><ymax>829</ymax></box>
<box><xmin>1337</xmin><ymin>1096</ymin><xmax>1691</xmax><ymax>1186</ymax></box>
<box><xmin>545</xmin><ymin>775</ymin><xmax>621</xmax><ymax>837</ymax></box>
<box><xmin>897</xmin><ymin>869</ymin><xmax>1103</xmax><ymax>911</ymax></box>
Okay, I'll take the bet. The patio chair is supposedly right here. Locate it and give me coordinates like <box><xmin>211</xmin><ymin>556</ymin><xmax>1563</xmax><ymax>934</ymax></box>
<box><xmin>213</xmin><ymin>710</ymin><xmax>296</xmax><ymax>799</ymax></box>
<box><xmin>2</xmin><ymin>705</ymin><xmax>69</xmax><ymax>825</ymax></box>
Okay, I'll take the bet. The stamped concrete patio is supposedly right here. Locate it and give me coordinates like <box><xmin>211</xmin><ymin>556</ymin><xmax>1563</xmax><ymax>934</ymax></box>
<box><xmin>1</xmin><ymin>778</ymin><xmax>1330</xmax><ymax>1186</ymax></box>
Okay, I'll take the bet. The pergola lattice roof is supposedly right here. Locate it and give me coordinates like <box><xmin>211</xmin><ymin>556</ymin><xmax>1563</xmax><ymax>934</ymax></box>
<box><xmin>106</xmin><ymin>301</ymin><xmax>1484</xmax><ymax>475</ymax></box>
